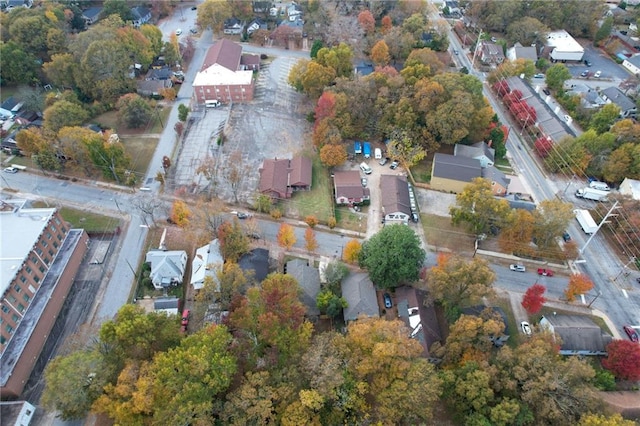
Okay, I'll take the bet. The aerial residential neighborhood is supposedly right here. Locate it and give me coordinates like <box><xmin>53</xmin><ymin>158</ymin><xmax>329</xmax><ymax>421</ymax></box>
<box><xmin>2</xmin><ymin>0</ymin><xmax>640</xmax><ymax>424</ymax></box>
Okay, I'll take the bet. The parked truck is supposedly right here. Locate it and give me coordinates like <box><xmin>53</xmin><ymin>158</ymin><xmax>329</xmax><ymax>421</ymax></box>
<box><xmin>574</xmin><ymin>209</ymin><xmax>598</xmax><ymax>234</ymax></box>
<box><xmin>575</xmin><ymin>187</ymin><xmax>609</xmax><ymax>202</ymax></box>
<box><xmin>363</xmin><ymin>142</ymin><xmax>371</xmax><ymax>158</ymax></box>
<box><xmin>354</xmin><ymin>141</ymin><xmax>362</xmax><ymax>155</ymax></box>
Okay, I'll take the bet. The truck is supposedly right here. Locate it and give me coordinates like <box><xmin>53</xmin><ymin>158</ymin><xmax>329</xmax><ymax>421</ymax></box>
<box><xmin>574</xmin><ymin>209</ymin><xmax>598</xmax><ymax>234</ymax></box>
<box><xmin>354</xmin><ymin>141</ymin><xmax>362</xmax><ymax>155</ymax></box>
<box><xmin>363</xmin><ymin>142</ymin><xmax>371</xmax><ymax>159</ymax></box>
<box><xmin>575</xmin><ymin>187</ymin><xmax>608</xmax><ymax>202</ymax></box>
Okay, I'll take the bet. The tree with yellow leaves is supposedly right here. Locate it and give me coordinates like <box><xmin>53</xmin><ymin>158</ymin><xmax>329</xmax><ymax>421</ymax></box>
<box><xmin>304</xmin><ymin>228</ymin><xmax>318</xmax><ymax>252</ymax></box>
<box><xmin>564</xmin><ymin>273</ymin><xmax>594</xmax><ymax>302</ymax></box>
<box><xmin>170</xmin><ymin>200</ymin><xmax>191</xmax><ymax>228</ymax></box>
<box><xmin>342</xmin><ymin>239</ymin><xmax>361</xmax><ymax>264</ymax></box>
<box><xmin>277</xmin><ymin>223</ymin><xmax>297</xmax><ymax>250</ymax></box>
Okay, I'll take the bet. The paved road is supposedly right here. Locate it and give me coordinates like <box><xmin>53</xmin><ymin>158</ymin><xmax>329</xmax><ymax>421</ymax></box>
<box><xmin>446</xmin><ymin>25</ymin><xmax>640</xmax><ymax>332</ymax></box>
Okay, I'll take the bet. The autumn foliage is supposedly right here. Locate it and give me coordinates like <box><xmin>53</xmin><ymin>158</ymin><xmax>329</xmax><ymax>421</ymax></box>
<box><xmin>342</xmin><ymin>239</ymin><xmax>362</xmax><ymax>264</ymax></box>
<box><xmin>564</xmin><ymin>273</ymin><xmax>594</xmax><ymax>301</ymax></box>
<box><xmin>521</xmin><ymin>283</ymin><xmax>547</xmax><ymax>315</ymax></box>
<box><xmin>602</xmin><ymin>339</ymin><xmax>640</xmax><ymax>381</ymax></box>
<box><xmin>319</xmin><ymin>143</ymin><xmax>347</xmax><ymax>167</ymax></box>
<box><xmin>357</xmin><ymin>10</ymin><xmax>375</xmax><ymax>34</ymax></box>
<box><xmin>277</xmin><ymin>223</ymin><xmax>296</xmax><ymax>250</ymax></box>
<box><xmin>304</xmin><ymin>228</ymin><xmax>318</xmax><ymax>252</ymax></box>
<box><xmin>170</xmin><ymin>200</ymin><xmax>191</xmax><ymax>228</ymax></box>
<box><xmin>535</xmin><ymin>136</ymin><xmax>554</xmax><ymax>158</ymax></box>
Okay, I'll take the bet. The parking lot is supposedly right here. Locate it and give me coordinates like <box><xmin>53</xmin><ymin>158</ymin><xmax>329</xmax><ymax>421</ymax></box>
<box><xmin>172</xmin><ymin>54</ymin><xmax>311</xmax><ymax>204</ymax></box>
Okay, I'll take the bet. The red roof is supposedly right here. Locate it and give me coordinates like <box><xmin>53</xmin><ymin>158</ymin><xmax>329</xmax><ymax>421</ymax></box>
<box><xmin>289</xmin><ymin>156</ymin><xmax>312</xmax><ymax>187</ymax></box>
<box><xmin>201</xmin><ymin>39</ymin><xmax>242</xmax><ymax>72</ymax></box>
<box><xmin>259</xmin><ymin>158</ymin><xmax>292</xmax><ymax>198</ymax></box>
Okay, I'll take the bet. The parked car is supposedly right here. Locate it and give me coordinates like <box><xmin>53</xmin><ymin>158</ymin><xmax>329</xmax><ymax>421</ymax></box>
<box><xmin>623</xmin><ymin>325</ymin><xmax>639</xmax><ymax>342</ymax></box>
<box><xmin>537</xmin><ymin>268</ymin><xmax>554</xmax><ymax>277</ymax></box>
<box><xmin>247</xmin><ymin>232</ymin><xmax>261</xmax><ymax>240</ymax></box>
<box><xmin>3</xmin><ymin>167</ymin><xmax>18</xmax><ymax>173</ymax></box>
<box><xmin>453</xmin><ymin>49</ymin><xmax>459</xmax><ymax>55</ymax></box>
<box><xmin>580</xmin><ymin>70</ymin><xmax>589</xmax><ymax>77</ymax></box>
<box><xmin>379</xmin><ymin>157</ymin><xmax>389</xmax><ymax>166</ymax></box>
<box><xmin>564</xmin><ymin>114</ymin><xmax>572</xmax><ymax>123</ymax></box>
<box><xmin>383</xmin><ymin>293</ymin><xmax>393</xmax><ymax>309</ymax></box>
<box><xmin>190</xmin><ymin>28</ymin><xmax>198</xmax><ymax>34</ymax></box>
<box><xmin>236</xmin><ymin>212</ymin><xmax>251</xmax><ymax>219</ymax></box>
<box><xmin>533</xmin><ymin>73</ymin><xmax>544</xmax><ymax>78</ymax></box>
<box><xmin>542</xmin><ymin>88</ymin><xmax>550</xmax><ymax>96</ymax></box>
<box><xmin>562</xmin><ymin>232</ymin><xmax>571</xmax><ymax>242</ymax></box>
<box><xmin>191</xmin><ymin>6</ymin><xmax>197</xmax><ymax>10</ymax></box>
<box><xmin>389</xmin><ymin>160</ymin><xmax>399</xmax><ymax>170</ymax></box>
<box><xmin>361</xmin><ymin>177</ymin><xmax>367</xmax><ymax>187</ymax></box>
<box><xmin>521</xmin><ymin>321</ymin><xmax>532</xmax><ymax>336</ymax></box>
<box><xmin>584</xmin><ymin>59</ymin><xmax>592</xmax><ymax>67</ymax></box>
<box><xmin>510</xmin><ymin>264</ymin><xmax>526</xmax><ymax>272</ymax></box>
<box><xmin>594</xmin><ymin>70</ymin><xmax>601</xmax><ymax>78</ymax></box>
<box><xmin>175</xmin><ymin>29</ymin><xmax>182</xmax><ymax>35</ymax></box>
<box><xmin>411</xmin><ymin>213</ymin><xmax>419</xmax><ymax>223</ymax></box>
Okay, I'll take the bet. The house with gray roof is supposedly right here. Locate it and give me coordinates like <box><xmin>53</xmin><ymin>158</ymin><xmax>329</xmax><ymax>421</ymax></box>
<box><xmin>145</xmin><ymin>250</ymin><xmax>188</xmax><ymax>290</ymax></box>
<box><xmin>131</xmin><ymin>6</ymin><xmax>151</xmax><ymax>27</ymax></box>
<box><xmin>153</xmin><ymin>297</ymin><xmax>180</xmax><ymax>315</ymax></box>
<box><xmin>454</xmin><ymin>141</ymin><xmax>495</xmax><ymax>168</ymax></box>
<box><xmin>285</xmin><ymin>259</ymin><xmax>321</xmax><ymax>317</ymax></box>
<box><xmin>82</xmin><ymin>7</ymin><xmax>102</xmax><ymax>25</ymax></box>
<box><xmin>506</xmin><ymin>42</ymin><xmax>538</xmax><ymax>62</ymax></box>
<box><xmin>477</xmin><ymin>41</ymin><xmax>505</xmax><ymax>65</ymax></box>
<box><xmin>430</xmin><ymin>153</ymin><xmax>482</xmax><ymax>194</ymax></box>
<box><xmin>380</xmin><ymin>175</ymin><xmax>412</xmax><ymax>224</ymax></box>
<box><xmin>602</xmin><ymin>87</ymin><xmax>637</xmax><ymax>118</ymax></box>
<box><xmin>341</xmin><ymin>273</ymin><xmax>379</xmax><ymax>322</ymax></box>
<box><xmin>481</xmin><ymin>166</ymin><xmax>510</xmax><ymax>195</ymax></box>
<box><xmin>539</xmin><ymin>314</ymin><xmax>612</xmax><ymax>356</ymax></box>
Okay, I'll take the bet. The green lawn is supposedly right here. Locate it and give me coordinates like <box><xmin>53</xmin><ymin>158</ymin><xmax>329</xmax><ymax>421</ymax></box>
<box><xmin>287</xmin><ymin>157</ymin><xmax>335</xmax><ymax>223</ymax></box>
<box><xmin>92</xmin><ymin>106</ymin><xmax>170</xmax><ymax>135</ymax></box>
<box><xmin>31</xmin><ymin>202</ymin><xmax>120</xmax><ymax>233</ymax></box>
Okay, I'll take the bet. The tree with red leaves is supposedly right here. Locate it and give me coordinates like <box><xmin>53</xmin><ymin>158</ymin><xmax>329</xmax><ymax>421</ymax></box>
<box><xmin>314</xmin><ymin>91</ymin><xmax>336</xmax><ymax>129</ymax></box>
<box><xmin>602</xmin><ymin>339</ymin><xmax>640</xmax><ymax>381</ymax></box>
<box><xmin>492</xmin><ymin>80</ymin><xmax>510</xmax><ymax>97</ymax></box>
<box><xmin>521</xmin><ymin>283</ymin><xmax>547</xmax><ymax>315</ymax></box>
<box><xmin>535</xmin><ymin>136</ymin><xmax>554</xmax><ymax>158</ymax></box>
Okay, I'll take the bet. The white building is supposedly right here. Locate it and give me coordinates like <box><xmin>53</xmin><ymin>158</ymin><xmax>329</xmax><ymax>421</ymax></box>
<box><xmin>190</xmin><ymin>240</ymin><xmax>223</xmax><ymax>291</ymax></box>
<box><xmin>619</xmin><ymin>178</ymin><xmax>640</xmax><ymax>200</ymax></box>
<box><xmin>622</xmin><ymin>55</ymin><xmax>640</xmax><ymax>76</ymax></box>
<box><xmin>546</xmin><ymin>30</ymin><xmax>584</xmax><ymax>62</ymax></box>
<box><xmin>145</xmin><ymin>250</ymin><xmax>188</xmax><ymax>290</ymax></box>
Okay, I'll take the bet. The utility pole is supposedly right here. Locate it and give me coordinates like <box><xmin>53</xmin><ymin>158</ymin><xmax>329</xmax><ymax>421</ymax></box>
<box><xmin>471</xmin><ymin>29</ymin><xmax>483</xmax><ymax>69</ymax></box>
<box><xmin>579</xmin><ymin>201</ymin><xmax>619</xmax><ymax>255</ymax></box>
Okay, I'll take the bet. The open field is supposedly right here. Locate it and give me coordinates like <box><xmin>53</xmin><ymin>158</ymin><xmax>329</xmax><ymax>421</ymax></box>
<box><xmin>93</xmin><ymin>106</ymin><xmax>170</xmax><ymax>135</ymax></box>
<box><xmin>421</xmin><ymin>213</ymin><xmax>476</xmax><ymax>254</ymax></box>
<box><xmin>122</xmin><ymin>136</ymin><xmax>159</xmax><ymax>179</ymax></box>
<box><xmin>31</xmin><ymin>202</ymin><xmax>120</xmax><ymax>233</ymax></box>
<box><xmin>284</xmin><ymin>157</ymin><xmax>335</xmax><ymax>223</ymax></box>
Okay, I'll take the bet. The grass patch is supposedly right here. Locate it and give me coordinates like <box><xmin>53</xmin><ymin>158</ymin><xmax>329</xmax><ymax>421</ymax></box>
<box><xmin>122</xmin><ymin>136</ymin><xmax>159</xmax><ymax>178</ymax></box>
<box><xmin>286</xmin><ymin>156</ymin><xmax>334</xmax><ymax>222</ymax></box>
<box><xmin>334</xmin><ymin>206</ymin><xmax>367</xmax><ymax>233</ymax></box>
<box><xmin>411</xmin><ymin>159</ymin><xmax>432</xmax><ymax>183</ymax></box>
<box><xmin>92</xmin><ymin>106</ymin><xmax>170</xmax><ymax>135</ymax></box>
<box><xmin>31</xmin><ymin>202</ymin><xmax>120</xmax><ymax>233</ymax></box>
<box><xmin>421</xmin><ymin>213</ymin><xmax>475</xmax><ymax>253</ymax></box>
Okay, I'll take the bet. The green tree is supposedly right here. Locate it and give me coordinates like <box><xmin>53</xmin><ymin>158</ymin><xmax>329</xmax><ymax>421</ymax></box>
<box><xmin>9</xmin><ymin>15</ymin><xmax>52</xmax><ymax>55</ymax></box>
<box><xmin>43</xmin><ymin>53</ymin><xmax>78</xmax><ymax>89</ymax></box>
<box><xmin>450</xmin><ymin>178</ymin><xmax>511</xmax><ymax>234</ymax></box>
<box><xmin>506</xmin><ymin>17</ymin><xmax>549</xmax><ymax>46</ymax></box>
<box><xmin>217</xmin><ymin>220</ymin><xmax>250</xmax><ymax>262</ymax></box>
<box><xmin>44</xmin><ymin>100</ymin><xmax>90</xmax><ymax>136</ymax></box>
<box><xmin>178</xmin><ymin>104</ymin><xmax>189</xmax><ymax>122</ymax></box>
<box><xmin>316</xmin><ymin>43</ymin><xmax>353</xmax><ymax>78</ymax></box>
<box><xmin>42</xmin><ymin>350</ymin><xmax>108</xmax><ymax>420</ymax></box>
<box><xmin>590</xmin><ymin>103</ymin><xmax>620</xmax><ymax>134</ymax></box>
<box><xmin>116</xmin><ymin>93</ymin><xmax>152</xmax><ymax>128</ymax></box>
<box><xmin>139</xmin><ymin>24</ymin><xmax>164</xmax><ymax>56</ymax></box>
<box><xmin>387</xmin><ymin>129</ymin><xmax>427</xmax><ymax>168</ymax></box>
<box><xmin>0</xmin><ymin>41</ymin><xmax>39</xmax><ymax>85</ymax></box>
<box><xmin>579</xmin><ymin>413</ymin><xmax>636</xmax><ymax>426</ymax></box>
<box><xmin>102</xmin><ymin>0</ymin><xmax>133</xmax><ymax>22</ymax></box>
<box><xmin>310</xmin><ymin>39</ymin><xmax>323</xmax><ymax>58</ymax></box>
<box><xmin>255</xmin><ymin>194</ymin><xmax>273</xmax><ymax>213</ymax></box>
<box><xmin>545</xmin><ymin>63</ymin><xmax>572</xmax><ymax>92</ymax></box>
<box><xmin>532</xmin><ymin>199</ymin><xmax>575</xmax><ymax>248</ymax></box>
<box><xmin>359</xmin><ymin>225</ymin><xmax>425</xmax><ymax>289</ymax></box>
<box><xmin>78</xmin><ymin>39</ymin><xmax>133</xmax><ymax>102</ymax></box>
<box><xmin>86</xmin><ymin>134</ymin><xmax>133</xmax><ymax>184</ymax></box>
<box><xmin>594</xmin><ymin>17</ymin><xmax>613</xmax><ymax>45</ymax></box>
<box><xmin>603</xmin><ymin>143</ymin><xmax>640</xmax><ymax>183</ymax></box>
<box><xmin>322</xmin><ymin>261</ymin><xmax>349</xmax><ymax>290</ymax></box>
<box><xmin>198</xmin><ymin>0</ymin><xmax>233</xmax><ymax>33</ymax></box>
<box><xmin>427</xmin><ymin>254</ymin><xmax>496</xmax><ymax>320</ymax></box>
<box><xmin>150</xmin><ymin>325</ymin><xmax>237</xmax><ymax>424</ymax></box>
<box><xmin>57</xmin><ymin>126</ymin><xmax>100</xmax><ymax>174</ymax></box>
<box><xmin>316</xmin><ymin>289</ymin><xmax>347</xmax><ymax>318</ymax></box>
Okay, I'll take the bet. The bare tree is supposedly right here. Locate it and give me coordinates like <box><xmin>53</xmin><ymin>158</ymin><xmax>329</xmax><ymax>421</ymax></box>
<box><xmin>196</xmin><ymin>156</ymin><xmax>218</xmax><ymax>199</ymax></box>
<box><xmin>131</xmin><ymin>194</ymin><xmax>165</xmax><ymax>226</ymax></box>
<box><xmin>224</xmin><ymin>150</ymin><xmax>250</xmax><ymax>204</ymax></box>
<box><xmin>190</xmin><ymin>198</ymin><xmax>226</xmax><ymax>237</ymax></box>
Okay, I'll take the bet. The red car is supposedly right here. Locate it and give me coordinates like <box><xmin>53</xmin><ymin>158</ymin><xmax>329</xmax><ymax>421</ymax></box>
<box><xmin>623</xmin><ymin>325</ymin><xmax>639</xmax><ymax>342</ymax></box>
<box><xmin>537</xmin><ymin>268</ymin><xmax>554</xmax><ymax>277</ymax></box>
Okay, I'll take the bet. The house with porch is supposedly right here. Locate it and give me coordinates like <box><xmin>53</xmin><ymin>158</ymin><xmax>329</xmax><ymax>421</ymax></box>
<box><xmin>333</xmin><ymin>171</ymin><xmax>370</xmax><ymax>205</ymax></box>
<box><xmin>380</xmin><ymin>175</ymin><xmax>412</xmax><ymax>225</ymax></box>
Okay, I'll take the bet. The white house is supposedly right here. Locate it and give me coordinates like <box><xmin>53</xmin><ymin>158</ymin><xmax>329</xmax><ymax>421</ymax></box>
<box><xmin>546</xmin><ymin>30</ymin><xmax>584</xmax><ymax>62</ymax></box>
<box><xmin>145</xmin><ymin>250</ymin><xmax>188</xmax><ymax>290</ymax></box>
<box><xmin>190</xmin><ymin>239</ymin><xmax>223</xmax><ymax>291</ymax></box>
<box><xmin>622</xmin><ymin>54</ymin><xmax>640</xmax><ymax>76</ymax></box>
<box><xmin>619</xmin><ymin>178</ymin><xmax>640</xmax><ymax>200</ymax></box>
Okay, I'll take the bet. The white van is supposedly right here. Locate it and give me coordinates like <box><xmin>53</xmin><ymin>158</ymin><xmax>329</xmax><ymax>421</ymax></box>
<box><xmin>359</xmin><ymin>162</ymin><xmax>372</xmax><ymax>175</ymax></box>
<box><xmin>589</xmin><ymin>181</ymin><xmax>610</xmax><ymax>191</ymax></box>
<box><xmin>374</xmin><ymin>148</ymin><xmax>382</xmax><ymax>159</ymax></box>
<box><xmin>205</xmin><ymin>100</ymin><xmax>221</xmax><ymax>108</ymax></box>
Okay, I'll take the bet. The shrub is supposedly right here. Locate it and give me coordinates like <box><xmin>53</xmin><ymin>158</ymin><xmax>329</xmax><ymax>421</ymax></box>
<box><xmin>270</xmin><ymin>208</ymin><xmax>282</xmax><ymax>219</ymax></box>
<box><xmin>305</xmin><ymin>215</ymin><xmax>319</xmax><ymax>228</ymax></box>
<box><xmin>327</xmin><ymin>217</ymin><xmax>337</xmax><ymax>229</ymax></box>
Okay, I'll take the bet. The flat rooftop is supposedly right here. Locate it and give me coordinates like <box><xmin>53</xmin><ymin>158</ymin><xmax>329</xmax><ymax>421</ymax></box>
<box><xmin>0</xmin><ymin>200</ymin><xmax>56</xmax><ymax>298</ymax></box>
<box><xmin>546</xmin><ymin>30</ymin><xmax>584</xmax><ymax>52</ymax></box>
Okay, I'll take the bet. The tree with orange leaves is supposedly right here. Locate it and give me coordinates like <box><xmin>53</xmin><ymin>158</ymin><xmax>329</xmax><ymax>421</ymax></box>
<box><xmin>304</xmin><ymin>228</ymin><xmax>318</xmax><ymax>252</ymax></box>
<box><xmin>169</xmin><ymin>200</ymin><xmax>191</xmax><ymax>228</ymax></box>
<box><xmin>342</xmin><ymin>239</ymin><xmax>361</xmax><ymax>264</ymax></box>
<box><xmin>564</xmin><ymin>273</ymin><xmax>594</xmax><ymax>302</ymax></box>
<box><xmin>277</xmin><ymin>223</ymin><xmax>296</xmax><ymax>250</ymax></box>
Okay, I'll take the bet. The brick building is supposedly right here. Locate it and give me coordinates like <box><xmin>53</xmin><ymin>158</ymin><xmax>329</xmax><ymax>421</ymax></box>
<box><xmin>0</xmin><ymin>200</ymin><xmax>89</xmax><ymax>398</ymax></box>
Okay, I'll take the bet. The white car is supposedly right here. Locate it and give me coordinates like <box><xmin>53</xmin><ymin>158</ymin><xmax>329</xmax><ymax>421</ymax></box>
<box><xmin>510</xmin><ymin>264</ymin><xmax>526</xmax><ymax>272</ymax></box>
<box><xmin>521</xmin><ymin>321</ymin><xmax>532</xmax><ymax>336</ymax></box>
<box><xmin>361</xmin><ymin>177</ymin><xmax>367</xmax><ymax>187</ymax></box>
<box><xmin>175</xmin><ymin>29</ymin><xmax>182</xmax><ymax>36</ymax></box>
<box><xmin>564</xmin><ymin>114</ymin><xmax>572</xmax><ymax>123</ymax></box>
<box><xmin>4</xmin><ymin>167</ymin><xmax>18</xmax><ymax>173</ymax></box>
<box><xmin>594</xmin><ymin>70</ymin><xmax>601</xmax><ymax>78</ymax></box>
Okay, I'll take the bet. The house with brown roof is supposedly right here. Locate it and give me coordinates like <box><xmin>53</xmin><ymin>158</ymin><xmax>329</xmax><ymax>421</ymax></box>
<box><xmin>258</xmin><ymin>156</ymin><xmax>311</xmax><ymax>199</ymax></box>
<box><xmin>192</xmin><ymin>39</ymin><xmax>260</xmax><ymax>104</ymax></box>
<box><xmin>380</xmin><ymin>175</ymin><xmax>412</xmax><ymax>224</ymax></box>
<box><xmin>333</xmin><ymin>171</ymin><xmax>370</xmax><ymax>205</ymax></box>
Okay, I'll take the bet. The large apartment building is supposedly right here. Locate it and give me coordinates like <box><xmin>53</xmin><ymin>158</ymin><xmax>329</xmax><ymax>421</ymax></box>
<box><xmin>0</xmin><ymin>200</ymin><xmax>89</xmax><ymax>398</ymax></box>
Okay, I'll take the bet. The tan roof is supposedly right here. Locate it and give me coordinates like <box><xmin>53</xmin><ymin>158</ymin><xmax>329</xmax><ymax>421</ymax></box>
<box><xmin>201</xmin><ymin>39</ymin><xmax>242</xmax><ymax>72</ymax></box>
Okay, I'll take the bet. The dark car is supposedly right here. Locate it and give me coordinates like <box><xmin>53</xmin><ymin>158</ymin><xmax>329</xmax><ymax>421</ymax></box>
<box><xmin>383</xmin><ymin>293</ymin><xmax>393</xmax><ymax>309</ymax></box>
<box><xmin>542</xmin><ymin>88</ymin><xmax>550</xmax><ymax>96</ymax></box>
<box><xmin>191</xmin><ymin>6</ymin><xmax>197</xmax><ymax>10</ymax></box>
<box><xmin>584</xmin><ymin>59</ymin><xmax>592</xmax><ymax>67</ymax></box>
<box><xmin>411</xmin><ymin>213</ymin><xmax>419</xmax><ymax>223</ymax></box>
<box><xmin>247</xmin><ymin>232</ymin><xmax>261</xmax><ymax>240</ymax></box>
<box><xmin>237</xmin><ymin>212</ymin><xmax>250</xmax><ymax>219</ymax></box>
<box><xmin>623</xmin><ymin>325</ymin><xmax>639</xmax><ymax>342</ymax></box>
<box><xmin>562</xmin><ymin>232</ymin><xmax>571</xmax><ymax>242</ymax></box>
